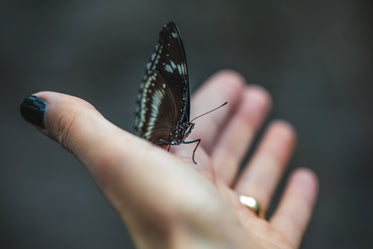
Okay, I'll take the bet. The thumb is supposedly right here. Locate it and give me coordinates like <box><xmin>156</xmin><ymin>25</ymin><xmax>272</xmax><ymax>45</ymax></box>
<box><xmin>19</xmin><ymin>91</ymin><xmax>215</xmax><ymax>217</ymax></box>
<box><xmin>19</xmin><ymin>91</ymin><xmax>172</xmax><ymax>182</ymax></box>
<box><xmin>20</xmin><ymin>92</ymin><xmax>143</xmax><ymax>184</ymax></box>
<box><xmin>20</xmin><ymin>91</ymin><xmax>131</xmax><ymax>160</ymax></box>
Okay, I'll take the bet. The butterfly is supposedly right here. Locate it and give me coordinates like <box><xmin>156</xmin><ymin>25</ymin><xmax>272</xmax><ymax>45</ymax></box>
<box><xmin>135</xmin><ymin>22</ymin><xmax>226</xmax><ymax>164</ymax></box>
<box><xmin>134</xmin><ymin>21</ymin><xmax>203</xmax><ymax>164</ymax></box>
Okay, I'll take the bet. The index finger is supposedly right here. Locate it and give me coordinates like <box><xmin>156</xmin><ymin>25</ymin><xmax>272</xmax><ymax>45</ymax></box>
<box><xmin>190</xmin><ymin>70</ymin><xmax>246</xmax><ymax>154</ymax></box>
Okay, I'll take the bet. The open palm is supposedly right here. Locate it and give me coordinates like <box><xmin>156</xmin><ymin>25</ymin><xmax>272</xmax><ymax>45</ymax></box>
<box><xmin>30</xmin><ymin>70</ymin><xmax>318</xmax><ymax>249</ymax></box>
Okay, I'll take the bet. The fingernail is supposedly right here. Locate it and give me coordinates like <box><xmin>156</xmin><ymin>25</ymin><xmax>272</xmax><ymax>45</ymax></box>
<box><xmin>20</xmin><ymin>95</ymin><xmax>47</xmax><ymax>128</ymax></box>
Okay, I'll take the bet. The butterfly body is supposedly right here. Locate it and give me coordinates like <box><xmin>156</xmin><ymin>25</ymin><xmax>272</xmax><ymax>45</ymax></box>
<box><xmin>135</xmin><ymin>22</ymin><xmax>201</xmax><ymax>163</ymax></box>
<box><xmin>165</xmin><ymin>121</ymin><xmax>195</xmax><ymax>146</ymax></box>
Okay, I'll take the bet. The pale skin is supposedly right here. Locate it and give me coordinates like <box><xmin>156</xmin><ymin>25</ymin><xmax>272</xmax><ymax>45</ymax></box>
<box><xmin>32</xmin><ymin>70</ymin><xmax>318</xmax><ymax>249</ymax></box>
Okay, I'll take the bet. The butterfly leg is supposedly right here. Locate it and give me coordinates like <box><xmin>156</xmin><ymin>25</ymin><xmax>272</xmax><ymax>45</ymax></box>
<box><xmin>160</xmin><ymin>139</ymin><xmax>172</xmax><ymax>152</ymax></box>
<box><xmin>183</xmin><ymin>139</ymin><xmax>201</xmax><ymax>164</ymax></box>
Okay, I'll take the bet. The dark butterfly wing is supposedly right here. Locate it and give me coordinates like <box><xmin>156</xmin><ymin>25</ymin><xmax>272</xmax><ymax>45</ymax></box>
<box><xmin>135</xmin><ymin>22</ymin><xmax>190</xmax><ymax>144</ymax></box>
<box><xmin>135</xmin><ymin>71</ymin><xmax>179</xmax><ymax>144</ymax></box>
<box><xmin>155</xmin><ymin>22</ymin><xmax>190</xmax><ymax>124</ymax></box>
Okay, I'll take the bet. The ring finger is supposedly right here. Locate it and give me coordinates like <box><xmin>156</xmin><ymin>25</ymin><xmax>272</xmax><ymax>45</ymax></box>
<box><xmin>234</xmin><ymin>121</ymin><xmax>296</xmax><ymax>212</ymax></box>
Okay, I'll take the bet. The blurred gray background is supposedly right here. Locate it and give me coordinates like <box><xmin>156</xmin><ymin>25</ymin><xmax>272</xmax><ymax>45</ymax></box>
<box><xmin>2</xmin><ymin>0</ymin><xmax>372</xmax><ymax>248</ymax></box>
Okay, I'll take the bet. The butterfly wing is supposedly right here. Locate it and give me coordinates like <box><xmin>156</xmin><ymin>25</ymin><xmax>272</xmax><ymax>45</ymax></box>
<box><xmin>135</xmin><ymin>71</ymin><xmax>178</xmax><ymax>144</ymax></box>
<box><xmin>156</xmin><ymin>22</ymin><xmax>190</xmax><ymax>125</ymax></box>
<box><xmin>135</xmin><ymin>22</ymin><xmax>190</xmax><ymax>144</ymax></box>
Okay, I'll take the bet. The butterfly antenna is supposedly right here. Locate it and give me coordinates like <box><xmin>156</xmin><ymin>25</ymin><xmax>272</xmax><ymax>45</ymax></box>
<box><xmin>191</xmin><ymin>102</ymin><xmax>228</xmax><ymax>122</ymax></box>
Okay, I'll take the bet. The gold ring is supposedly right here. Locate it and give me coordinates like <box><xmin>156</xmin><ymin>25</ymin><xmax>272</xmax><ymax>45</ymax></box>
<box><xmin>239</xmin><ymin>195</ymin><xmax>265</xmax><ymax>219</ymax></box>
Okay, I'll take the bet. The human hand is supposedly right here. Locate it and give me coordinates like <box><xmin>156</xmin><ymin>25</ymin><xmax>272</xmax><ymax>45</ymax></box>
<box><xmin>21</xmin><ymin>70</ymin><xmax>318</xmax><ymax>249</ymax></box>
